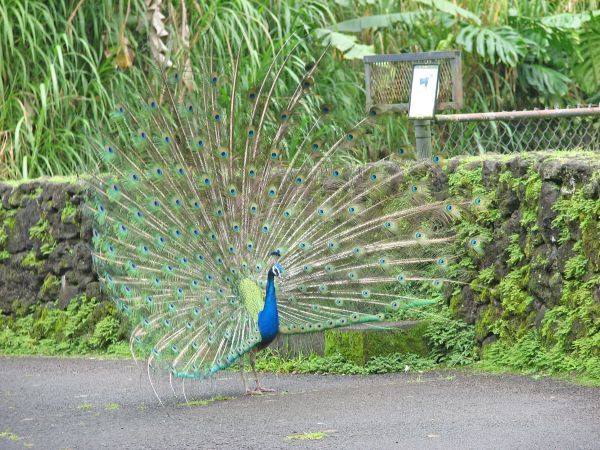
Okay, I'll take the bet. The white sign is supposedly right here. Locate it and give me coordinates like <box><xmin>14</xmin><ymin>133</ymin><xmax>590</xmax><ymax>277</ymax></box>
<box><xmin>408</xmin><ymin>64</ymin><xmax>440</xmax><ymax>119</ymax></box>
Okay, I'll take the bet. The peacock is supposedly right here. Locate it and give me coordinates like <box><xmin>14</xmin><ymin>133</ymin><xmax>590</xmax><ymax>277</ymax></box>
<box><xmin>87</xmin><ymin>39</ymin><xmax>475</xmax><ymax>396</ymax></box>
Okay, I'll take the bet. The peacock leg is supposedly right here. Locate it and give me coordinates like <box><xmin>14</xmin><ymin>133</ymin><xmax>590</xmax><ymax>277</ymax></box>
<box><xmin>250</xmin><ymin>349</ymin><xmax>275</xmax><ymax>393</ymax></box>
<box><xmin>239</xmin><ymin>358</ymin><xmax>252</xmax><ymax>395</ymax></box>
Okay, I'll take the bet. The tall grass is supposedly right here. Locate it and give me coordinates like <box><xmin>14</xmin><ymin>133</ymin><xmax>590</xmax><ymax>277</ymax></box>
<box><xmin>1</xmin><ymin>0</ymin><xmax>598</xmax><ymax>180</ymax></box>
<box><xmin>0</xmin><ymin>0</ymin><xmax>147</xmax><ymax>179</ymax></box>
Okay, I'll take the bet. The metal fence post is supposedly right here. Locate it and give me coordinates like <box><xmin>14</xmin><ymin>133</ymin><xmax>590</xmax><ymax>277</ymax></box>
<box><xmin>414</xmin><ymin>119</ymin><xmax>432</xmax><ymax>160</ymax></box>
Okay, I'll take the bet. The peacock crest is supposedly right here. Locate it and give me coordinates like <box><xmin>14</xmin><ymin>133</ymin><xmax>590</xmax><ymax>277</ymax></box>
<box><xmin>87</xmin><ymin>40</ymin><xmax>472</xmax><ymax>383</ymax></box>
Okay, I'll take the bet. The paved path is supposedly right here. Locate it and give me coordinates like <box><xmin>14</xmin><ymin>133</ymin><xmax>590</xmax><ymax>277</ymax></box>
<box><xmin>1</xmin><ymin>357</ymin><xmax>599</xmax><ymax>449</ymax></box>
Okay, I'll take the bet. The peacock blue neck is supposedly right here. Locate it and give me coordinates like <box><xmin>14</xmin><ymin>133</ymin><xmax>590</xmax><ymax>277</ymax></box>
<box><xmin>257</xmin><ymin>271</ymin><xmax>279</xmax><ymax>345</ymax></box>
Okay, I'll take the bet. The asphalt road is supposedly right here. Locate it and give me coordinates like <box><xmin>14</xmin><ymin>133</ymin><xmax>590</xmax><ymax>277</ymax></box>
<box><xmin>1</xmin><ymin>356</ymin><xmax>599</xmax><ymax>450</ymax></box>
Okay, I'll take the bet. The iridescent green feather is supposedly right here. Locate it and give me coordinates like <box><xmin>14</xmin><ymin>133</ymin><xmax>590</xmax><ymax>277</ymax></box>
<box><xmin>86</xmin><ymin>38</ymin><xmax>474</xmax><ymax>382</ymax></box>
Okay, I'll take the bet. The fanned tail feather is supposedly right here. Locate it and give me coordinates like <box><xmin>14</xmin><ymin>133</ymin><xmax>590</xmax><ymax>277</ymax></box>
<box><xmin>87</xmin><ymin>37</ymin><xmax>471</xmax><ymax>380</ymax></box>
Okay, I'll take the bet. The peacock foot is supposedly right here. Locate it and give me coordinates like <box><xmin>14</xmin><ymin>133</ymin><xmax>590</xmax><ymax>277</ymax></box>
<box><xmin>257</xmin><ymin>386</ymin><xmax>275</xmax><ymax>393</ymax></box>
<box><xmin>245</xmin><ymin>388</ymin><xmax>264</xmax><ymax>395</ymax></box>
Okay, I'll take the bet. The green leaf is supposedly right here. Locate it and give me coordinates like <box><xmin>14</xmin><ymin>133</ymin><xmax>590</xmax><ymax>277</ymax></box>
<box><xmin>344</xmin><ymin>43</ymin><xmax>376</xmax><ymax>60</ymax></box>
<box><xmin>328</xmin><ymin>12</ymin><xmax>430</xmax><ymax>33</ymax></box>
<box><xmin>457</xmin><ymin>25</ymin><xmax>526</xmax><ymax>66</ymax></box>
<box><xmin>541</xmin><ymin>11</ymin><xmax>600</xmax><ymax>29</ymax></box>
<box><xmin>315</xmin><ymin>29</ymin><xmax>375</xmax><ymax>60</ymax></box>
<box><xmin>518</xmin><ymin>63</ymin><xmax>571</xmax><ymax>97</ymax></box>
<box><xmin>415</xmin><ymin>0</ymin><xmax>481</xmax><ymax>25</ymax></box>
<box><xmin>573</xmin><ymin>16</ymin><xmax>600</xmax><ymax>96</ymax></box>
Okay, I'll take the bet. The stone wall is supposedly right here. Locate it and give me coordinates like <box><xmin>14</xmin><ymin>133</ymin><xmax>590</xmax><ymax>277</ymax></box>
<box><xmin>440</xmin><ymin>152</ymin><xmax>600</xmax><ymax>349</ymax></box>
<box><xmin>1</xmin><ymin>152</ymin><xmax>599</xmax><ymax>359</ymax></box>
<box><xmin>0</xmin><ymin>179</ymin><xmax>98</xmax><ymax>314</ymax></box>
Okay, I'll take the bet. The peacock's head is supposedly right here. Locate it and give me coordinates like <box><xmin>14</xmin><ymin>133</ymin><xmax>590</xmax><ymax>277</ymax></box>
<box><xmin>270</xmin><ymin>262</ymin><xmax>285</xmax><ymax>279</ymax></box>
<box><xmin>269</xmin><ymin>250</ymin><xmax>284</xmax><ymax>279</ymax></box>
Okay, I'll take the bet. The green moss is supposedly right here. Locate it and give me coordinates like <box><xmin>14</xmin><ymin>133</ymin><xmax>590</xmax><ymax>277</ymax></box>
<box><xmin>29</xmin><ymin>217</ymin><xmax>50</xmax><ymax>239</ymax></box>
<box><xmin>475</xmin><ymin>305</ymin><xmax>499</xmax><ymax>342</ymax></box>
<box><xmin>27</xmin><ymin>186</ymin><xmax>43</xmax><ymax>199</ymax></box>
<box><xmin>507</xmin><ymin>234</ymin><xmax>524</xmax><ymax>267</ymax></box>
<box><xmin>176</xmin><ymin>396</ymin><xmax>234</xmax><ymax>407</ymax></box>
<box><xmin>29</xmin><ymin>217</ymin><xmax>56</xmax><ymax>256</ymax></box>
<box><xmin>0</xmin><ymin>250</ymin><xmax>9</xmax><ymax>261</ymax></box>
<box><xmin>0</xmin><ymin>431</ymin><xmax>25</xmax><ymax>442</ymax></box>
<box><xmin>287</xmin><ymin>432</ymin><xmax>328</xmax><ymax>440</ymax></box>
<box><xmin>1</xmin><ymin>208</ymin><xmax>17</xmax><ymax>231</ymax></box>
<box><xmin>448</xmin><ymin>167</ymin><xmax>484</xmax><ymax>197</ymax></box>
<box><xmin>61</xmin><ymin>201</ymin><xmax>77</xmax><ymax>224</ymax></box>
<box><xmin>1</xmin><ymin>175</ymin><xmax>79</xmax><ymax>187</ymax></box>
<box><xmin>325</xmin><ymin>328</ymin><xmax>365</xmax><ymax>364</ymax></box>
<box><xmin>77</xmin><ymin>404</ymin><xmax>96</xmax><ymax>409</ymax></box>
<box><xmin>449</xmin><ymin>289</ymin><xmax>463</xmax><ymax>315</ymax></box>
<box><xmin>8</xmin><ymin>190</ymin><xmax>22</xmax><ymax>206</ymax></box>
<box><xmin>324</xmin><ymin>322</ymin><xmax>430</xmax><ymax>365</ymax></box>
<box><xmin>21</xmin><ymin>250</ymin><xmax>42</xmax><ymax>268</ymax></box>
<box><xmin>39</xmin><ymin>274</ymin><xmax>60</xmax><ymax>298</ymax></box>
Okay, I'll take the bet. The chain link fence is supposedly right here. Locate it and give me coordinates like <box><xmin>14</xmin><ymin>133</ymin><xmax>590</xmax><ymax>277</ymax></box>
<box><xmin>432</xmin><ymin>106</ymin><xmax>600</xmax><ymax>156</ymax></box>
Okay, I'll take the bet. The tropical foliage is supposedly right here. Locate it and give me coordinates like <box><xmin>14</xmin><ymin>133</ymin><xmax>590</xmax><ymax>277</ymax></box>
<box><xmin>1</xmin><ymin>0</ymin><xmax>598</xmax><ymax>180</ymax></box>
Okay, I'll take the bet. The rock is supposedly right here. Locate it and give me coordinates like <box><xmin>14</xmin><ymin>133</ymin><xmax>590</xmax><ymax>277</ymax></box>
<box><xmin>454</xmin><ymin>285</ymin><xmax>479</xmax><ymax>324</ymax></box>
<box><xmin>481</xmin><ymin>334</ymin><xmax>499</xmax><ymax>347</ymax></box>
<box><xmin>556</xmin><ymin>241</ymin><xmax>576</xmax><ymax>275</ymax></box>
<box><xmin>71</xmin><ymin>242</ymin><xmax>93</xmax><ymax>272</ymax></box>
<box><xmin>539</xmin><ymin>157</ymin><xmax>594</xmax><ymax>184</ymax></box>
<box><xmin>507</xmin><ymin>155</ymin><xmax>530</xmax><ymax>178</ymax></box>
<box><xmin>538</xmin><ymin>181</ymin><xmax>560</xmax><ymax>244</ymax></box>
<box><xmin>58</xmin><ymin>282</ymin><xmax>80</xmax><ymax>309</ymax></box>
<box><xmin>37</xmin><ymin>273</ymin><xmax>61</xmax><ymax>304</ymax></box>
<box><xmin>534</xmin><ymin>305</ymin><xmax>547</xmax><ymax>327</ymax></box>
<box><xmin>6</xmin><ymin>201</ymin><xmax>40</xmax><ymax>253</ymax></box>
<box><xmin>324</xmin><ymin>321</ymin><xmax>430</xmax><ymax>365</ymax></box>
<box><xmin>85</xmin><ymin>282</ymin><xmax>103</xmax><ymax>301</ymax></box>
<box><xmin>271</xmin><ymin>332</ymin><xmax>325</xmax><ymax>357</ymax></box>
<box><xmin>0</xmin><ymin>259</ymin><xmax>44</xmax><ymax>313</ymax></box>
<box><xmin>481</xmin><ymin>159</ymin><xmax>499</xmax><ymax>181</ymax></box>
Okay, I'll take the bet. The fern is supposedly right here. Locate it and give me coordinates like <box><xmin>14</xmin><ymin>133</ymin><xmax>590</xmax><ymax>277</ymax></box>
<box><xmin>519</xmin><ymin>63</ymin><xmax>570</xmax><ymax>96</ymax></box>
<box><xmin>457</xmin><ymin>25</ymin><xmax>527</xmax><ymax>66</ymax></box>
<box><xmin>573</xmin><ymin>15</ymin><xmax>600</xmax><ymax>96</ymax></box>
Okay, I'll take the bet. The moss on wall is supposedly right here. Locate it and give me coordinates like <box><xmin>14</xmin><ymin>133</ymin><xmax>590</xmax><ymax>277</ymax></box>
<box><xmin>445</xmin><ymin>151</ymin><xmax>600</xmax><ymax>378</ymax></box>
<box><xmin>0</xmin><ymin>179</ymin><xmax>99</xmax><ymax>314</ymax></box>
<box><xmin>325</xmin><ymin>321</ymin><xmax>430</xmax><ymax>365</ymax></box>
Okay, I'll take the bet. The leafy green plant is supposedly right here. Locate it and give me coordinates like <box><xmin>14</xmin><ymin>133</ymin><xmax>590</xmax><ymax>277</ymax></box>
<box><xmin>0</xmin><ymin>295</ymin><xmax>129</xmax><ymax>356</ymax></box>
<box><xmin>507</xmin><ymin>234</ymin><xmax>524</xmax><ymax>266</ymax></box>
<box><xmin>254</xmin><ymin>349</ymin><xmax>437</xmax><ymax>375</ymax></box>
<box><xmin>60</xmin><ymin>201</ymin><xmax>77</xmax><ymax>224</ymax></box>
<box><xmin>423</xmin><ymin>307</ymin><xmax>477</xmax><ymax>366</ymax></box>
<box><xmin>29</xmin><ymin>218</ymin><xmax>56</xmax><ymax>256</ymax></box>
